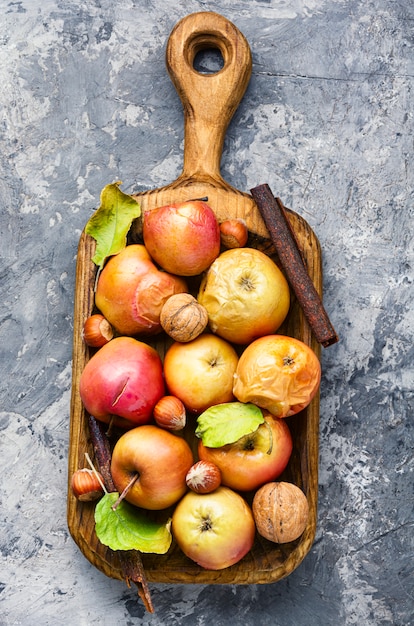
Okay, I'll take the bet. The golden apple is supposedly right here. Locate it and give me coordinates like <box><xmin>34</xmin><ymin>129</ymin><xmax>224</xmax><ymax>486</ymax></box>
<box><xmin>197</xmin><ymin>248</ymin><xmax>290</xmax><ymax>345</ymax></box>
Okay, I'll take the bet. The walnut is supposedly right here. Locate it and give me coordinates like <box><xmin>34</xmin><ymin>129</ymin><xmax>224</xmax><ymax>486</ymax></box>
<box><xmin>252</xmin><ymin>481</ymin><xmax>309</xmax><ymax>544</ymax></box>
<box><xmin>160</xmin><ymin>293</ymin><xmax>209</xmax><ymax>342</ymax></box>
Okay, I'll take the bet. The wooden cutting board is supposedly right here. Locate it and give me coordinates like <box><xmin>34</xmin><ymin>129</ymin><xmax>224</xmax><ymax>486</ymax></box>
<box><xmin>68</xmin><ymin>11</ymin><xmax>321</xmax><ymax>587</ymax></box>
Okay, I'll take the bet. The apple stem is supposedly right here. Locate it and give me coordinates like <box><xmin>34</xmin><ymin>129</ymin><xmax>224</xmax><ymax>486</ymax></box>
<box><xmin>264</xmin><ymin>420</ymin><xmax>274</xmax><ymax>455</ymax></box>
<box><xmin>111</xmin><ymin>473</ymin><xmax>139</xmax><ymax>511</ymax></box>
<box><xmin>187</xmin><ymin>196</ymin><xmax>208</xmax><ymax>202</ymax></box>
<box><xmin>84</xmin><ymin>452</ymin><xmax>108</xmax><ymax>495</ymax></box>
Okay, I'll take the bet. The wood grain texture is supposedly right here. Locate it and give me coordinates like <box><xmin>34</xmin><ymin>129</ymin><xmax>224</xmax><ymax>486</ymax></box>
<box><xmin>68</xmin><ymin>11</ymin><xmax>322</xmax><ymax>586</ymax></box>
<box><xmin>129</xmin><ymin>11</ymin><xmax>263</xmax><ymax>237</ymax></box>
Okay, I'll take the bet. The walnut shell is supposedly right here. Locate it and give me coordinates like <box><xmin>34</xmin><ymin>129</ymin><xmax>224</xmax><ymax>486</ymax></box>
<box><xmin>160</xmin><ymin>293</ymin><xmax>208</xmax><ymax>342</ymax></box>
<box><xmin>252</xmin><ymin>481</ymin><xmax>309</xmax><ymax>543</ymax></box>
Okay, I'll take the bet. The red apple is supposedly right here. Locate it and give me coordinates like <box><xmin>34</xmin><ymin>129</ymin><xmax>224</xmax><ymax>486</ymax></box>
<box><xmin>233</xmin><ymin>335</ymin><xmax>321</xmax><ymax>418</ymax></box>
<box><xmin>79</xmin><ymin>336</ymin><xmax>164</xmax><ymax>429</ymax></box>
<box><xmin>142</xmin><ymin>200</ymin><xmax>221</xmax><ymax>276</ymax></box>
<box><xmin>198</xmin><ymin>412</ymin><xmax>293</xmax><ymax>492</ymax></box>
<box><xmin>171</xmin><ymin>486</ymin><xmax>256</xmax><ymax>570</ymax></box>
<box><xmin>197</xmin><ymin>247</ymin><xmax>290</xmax><ymax>344</ymax></box>
<box><xmin>163</xmin><ymin>334</ymin><xmax>239</xmax><ymax>413</ymax></box>
<box><xmin>110</xmin><ymin>424</ymin><xmax>194</xmax><ymax>510</ymax></box>
<box><xmin>95</xmin><ymin>244</ymin><xmax>188</xmax><ymax>336</ymax></box>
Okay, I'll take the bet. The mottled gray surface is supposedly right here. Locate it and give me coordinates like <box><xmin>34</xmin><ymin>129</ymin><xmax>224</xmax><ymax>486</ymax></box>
<box><xmin>1</xmin><ymin>0</ymin><xmax>413</xmax><ymax>624</ymax></box>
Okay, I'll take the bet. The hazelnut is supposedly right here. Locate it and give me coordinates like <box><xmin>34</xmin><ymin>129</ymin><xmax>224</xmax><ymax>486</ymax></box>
<box><xmin>186</xmin><ymin>460</ymin><xmax>221</xmax><ymax>494</ymax></box>
<box><xmin>252</xmin><ymin>481</ymin><xmax>309</xmax><ymax>543</ymax></box>
<box><xmin>219</xmin><ymin>219</ymin><xmax>248</xmax><ymax>248</ymax></box>
<box><xmin>160</xmin><ymin>293</ymin><xmax>208</xmax><ymax>342</ymax></box>
<box><xmin>82</xmin><ymin>314</ymin><xmax>114</xmax><ymax>348</ymax></box>
<box><xmin>71</xmin><ymin>468</ymin><xmax>105</xmax><ymax>501</ymax></box>
<box><xmin>153</xmin><ymin>395</ymin><xmax>186</xmax><ymax>431</ymax></box>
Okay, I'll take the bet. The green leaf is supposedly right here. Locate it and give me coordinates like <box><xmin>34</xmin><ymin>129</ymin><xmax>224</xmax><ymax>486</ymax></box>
<box><xmin>195</xmin><ymin>402</ymin><xmax>264</xmax><ymax>448</ymax></box>
<box><xmin>85</xmin><ymin>181</ymin><xmax>141</xmax><ymax>270</ymax></box>
<box><xmin>94</xmin><ymin>492</ymin><xmax>172</xmax><ymax>554</ymax></box>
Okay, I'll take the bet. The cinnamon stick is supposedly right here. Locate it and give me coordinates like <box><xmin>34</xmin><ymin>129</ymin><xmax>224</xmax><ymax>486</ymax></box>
<box><xmin>88</xmin><ymin>415</ymin><xmax>155</xmax><ymax>613</ymax></box>
<box><xmin>250</xmin><ymin>184</ymin><xmax>338</xmax><ymax>347</ymax></box>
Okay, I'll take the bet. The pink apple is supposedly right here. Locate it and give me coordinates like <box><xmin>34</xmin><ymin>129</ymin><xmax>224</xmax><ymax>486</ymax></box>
<box><xmin>171</xmin><ymin>486</ymin><xmax>256</xmax><ymax>570</ymax></box>
<box><xmin>95</xmin><ymin>244</ymin><xmax>188</xmax><ymax>336</ymax></box>
<box><xmin>110</xmin><ymin>424</ymin><xmax>194</xmax><ymax>510</ymax></box>
<box><xmin>79</xmin><ymin>336</ymin><xmax>165</xmax><ymax>429</ymax></box>
<box><xmin>142</xmin><ymin>200</ymin><xmax>221</xmax><ymax>276</ymax></box>
<box><xmin>198</xmin><ymin>412</ymin><xmax>293</xmax><ymax>491</ymax></box>
<box><xmin>163</xmin><ymin>334</ymin><xmax>239</xmax><ymax>413</ymax></box>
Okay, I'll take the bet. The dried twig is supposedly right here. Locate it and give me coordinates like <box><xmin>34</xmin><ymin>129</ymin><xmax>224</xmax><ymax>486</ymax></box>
<box><xmin>88</xmin><ymin>415</ymin><xmax>154</xmax><ymax>613</ymax></box>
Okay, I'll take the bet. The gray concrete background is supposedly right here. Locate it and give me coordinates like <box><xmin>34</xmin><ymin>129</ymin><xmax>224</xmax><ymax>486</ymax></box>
<box><xmin>1</xmin><ymin>1</ymin><xmax>413</xmax><ymax>624</ymax></box>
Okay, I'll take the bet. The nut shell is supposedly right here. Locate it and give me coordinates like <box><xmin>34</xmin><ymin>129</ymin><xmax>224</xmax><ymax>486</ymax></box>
<box><xmin>252</xmin><ymin>481</ymin><xmax>309</xmax><ymax>543</ymax></box>
<box><xmin>160</xmin><ymin>293</ymin><xmax>208</xmax><ymax>342</ymax></box>
<box><xmin>186</xmin><ymin>460</ymin><xmax>221</xmax><ymax>493</ymax></box>
<box><xmin>219</xmin><ymin>219</ymin><xmax>248</xmax><ymax>248</ymax></box>
<box><xmin>71</xmin><ymin>468</ymin><xmax>104</xmax><ymax>501</ymax></box>
<box><xmin>153</xmin><ymin>395</ymin><xmax>186</xmax><ymax>431</ymax></box>
<box><xmin>82</xmin><ymin>314</ymin><xmax>114</xmax><ymax>348</ymax></box>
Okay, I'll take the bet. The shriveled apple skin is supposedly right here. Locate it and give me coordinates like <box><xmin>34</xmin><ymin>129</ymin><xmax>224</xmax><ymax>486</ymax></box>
<box><xmin>197</xmin><ymin>247</ymin><xmax>290</xmax><ymax>345</ymax></box>
<box><xmin>233</xmin><ymin>335</ymin><xmax>321</xmax><ymax>418</ymax></box>
<box><xmin>95</xmin><ymin>244</ymin><xmax>188</xmax><ymax>336</ymax></box>
<box><xmin>79</xmin><ymin>336</ymin><xmax>165</xmax><ymax>428</ymax></box>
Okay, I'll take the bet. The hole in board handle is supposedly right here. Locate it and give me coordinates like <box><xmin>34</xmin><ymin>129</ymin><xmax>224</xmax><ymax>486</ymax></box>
<box><xmin>193</xmin><ymin>47</ymin><xmax>225</xmax><ymax>74</ymax></box>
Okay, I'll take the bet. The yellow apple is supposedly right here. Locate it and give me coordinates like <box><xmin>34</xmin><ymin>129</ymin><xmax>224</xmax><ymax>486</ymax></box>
<box><xmin>171</xmin><ymin>486</ymin><xmax>256</xmax><ymax>570</ymax></box>
<box><xmin>197</xmin><ymin>247</ymin><xmax>290</xmax><ymax>345</ymax></box>
<box><xmin>163</xmin><ymin>334</ymin><xmax>239</xmax><ymax>413</ymax></box>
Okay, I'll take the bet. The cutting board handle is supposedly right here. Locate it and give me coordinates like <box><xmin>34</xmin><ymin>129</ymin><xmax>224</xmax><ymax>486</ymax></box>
<box><xmin>166</xmin><ymin>12</ymin><xmax>252</xmax><ymax>185</ymax></box>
